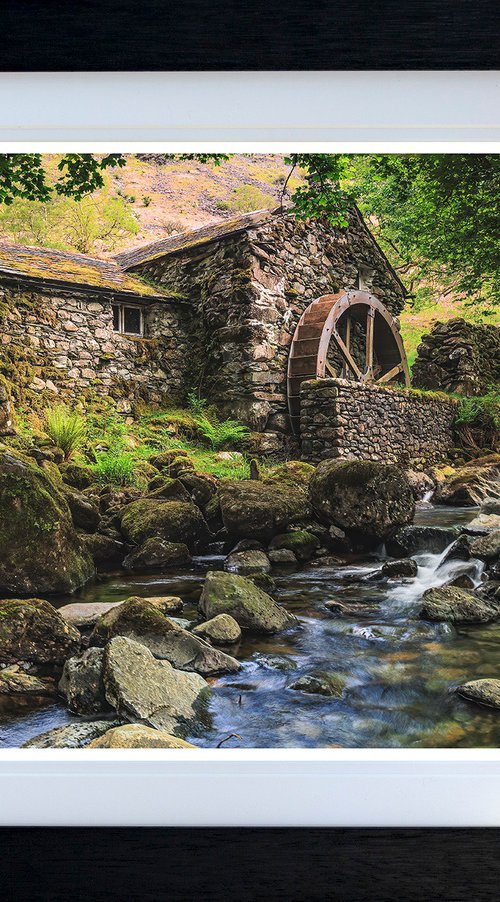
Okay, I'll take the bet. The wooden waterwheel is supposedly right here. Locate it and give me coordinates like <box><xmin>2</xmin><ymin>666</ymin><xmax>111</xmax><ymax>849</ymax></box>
<box><xmin>287</xmin><ymin>290</ymin><xmax>410</xmax><ymax>435</ymax></box>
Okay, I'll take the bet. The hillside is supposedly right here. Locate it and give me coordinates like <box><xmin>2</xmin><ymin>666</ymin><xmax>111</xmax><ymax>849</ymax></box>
<box><xmin>0</xmin><ymin>153</ymin><xmax>497</xmax><ymax>362</ymax></box>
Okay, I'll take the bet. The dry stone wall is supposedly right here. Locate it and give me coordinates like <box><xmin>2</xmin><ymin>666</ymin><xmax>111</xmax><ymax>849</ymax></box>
<box><xmin>412</xmin><ymin>318</ymin><xmax>500</xmax><ymax>395</ymax></box>
<box><xmin>300</xmin><ymin>378</ymin><xmax>456</xmax><ymax>467</ymax></box>
<box><xmin>132</xmin><ymin>211</ymin><xmax>406</xmax><ymax>449</ymax></box>
<box><xmin>0</xmin><ymin>282</ymin><xmax>189</xmax><ymax>409</ymax></box>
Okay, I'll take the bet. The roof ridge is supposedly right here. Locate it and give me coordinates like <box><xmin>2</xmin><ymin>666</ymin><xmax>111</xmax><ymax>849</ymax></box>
<box><xmin>115</xmin><ymin>207</ymin><xmax>280</xmax><ymax>270</ymax></box>
<box><xmin>0</xmin><ymin>239</ymin><xmax>113</xmax><ymax>268</ymax></box>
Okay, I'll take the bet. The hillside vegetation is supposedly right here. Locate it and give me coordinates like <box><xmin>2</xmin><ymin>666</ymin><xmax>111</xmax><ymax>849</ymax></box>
<box><xmin>0</xmin><ymin>153</ymin><xmax>497</xmax><ymax>363</ymax></box>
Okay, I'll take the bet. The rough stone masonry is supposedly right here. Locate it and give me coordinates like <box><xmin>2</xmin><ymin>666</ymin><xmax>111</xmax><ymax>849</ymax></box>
<box><xmin>300</xmin><ymin>378</ymin><xmax>457</xmax><ymax>467</ymax></box>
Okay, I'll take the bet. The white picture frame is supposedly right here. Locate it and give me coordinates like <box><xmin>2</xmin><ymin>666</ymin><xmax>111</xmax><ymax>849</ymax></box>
<box><xmin>0</xmin><ymin>71</ymin><xmax>499</xmax><ymax>826</ymax></box>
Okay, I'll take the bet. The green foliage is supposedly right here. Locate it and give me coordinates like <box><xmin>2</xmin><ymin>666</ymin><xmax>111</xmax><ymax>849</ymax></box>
<box><xmin>0</xmin><ymin>190</ymin><xmax>139</xmax><ymax>254</ymax></box>
<box><xmin>91</xmin><ymin>451</ymin><xmax>135</xmax><ymax>485</ymax></box>
<box><xmin>44</xmin><ymin>405</ymin><xmax>86</xmax><ymax>460</ymax></box>
<box><xmin>142</xmin><ymin>195</ymin><xmax>152</xmax><ymax>207</ymax></box>
<box><xmin>454</xmin><ymin>389</ymin><xmax>500</xmax><ymax>451</ymax></box>
<box><xmin>0</xmin><ymin>153</ymin><xmax>125</xmax><ymax>205</ymax></box>
<box><xmin>194</xmin><ymin>415</ymin><xmax>250</xmax><ymax>450</ymax></box>
<box><xmin>186</xmin><ymin>390</ymin><xmax>208</xmax><ymax>417</ymax></box>
<box><xmin>217</xmin><ymin>185</ymin><xmax>276</xmax><ymax>214</ymax></box>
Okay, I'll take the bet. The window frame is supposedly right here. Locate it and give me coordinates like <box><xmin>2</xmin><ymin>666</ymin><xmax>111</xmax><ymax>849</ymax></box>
<box><xmin>112</xmin><ymin>302</ymin><xmax>144</xmax><ymax>337</ymax></box>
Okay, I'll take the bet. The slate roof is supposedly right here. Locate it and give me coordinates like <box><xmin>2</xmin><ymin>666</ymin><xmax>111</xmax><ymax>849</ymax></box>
<box><xmin>0</xmin><ymin>242</ymin><xmax>170</xmax><ymax>301</ymax></box>
<box><xmin>115</xmin><ymin>209</ymin><xmax>277</xmax><ymax>269</ymax></box>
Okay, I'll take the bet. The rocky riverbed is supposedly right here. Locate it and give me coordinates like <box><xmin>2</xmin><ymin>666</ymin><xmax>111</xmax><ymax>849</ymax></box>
<box><xmin>1</xmin><ymin>446</ymin><xmax>500</xmax><ymax>749</ymax></box>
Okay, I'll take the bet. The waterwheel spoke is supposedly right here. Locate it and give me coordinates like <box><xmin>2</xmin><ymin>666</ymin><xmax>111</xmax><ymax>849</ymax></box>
<box><xmin>333</xmin><ymin>329</ymin><xmax>363</xmax><ymax>379</ymax></box>
<box><xmin>377</xmin><ymin>362</ymin><xmax>404</xmax><ymax>383</ymax></box>
<box><xmin>365</xmin><ymin>307</ymin><xmax>375</xmax><ymax>373</ymax></box>
<box><xmin>325</xmin><ymin>360</ymin><xmax>337</xmax><ymax>377</ymax></box>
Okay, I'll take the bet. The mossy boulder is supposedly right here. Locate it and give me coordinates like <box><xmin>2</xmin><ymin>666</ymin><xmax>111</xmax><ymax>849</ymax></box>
<box><xmin>122</xmin><ymin>538</ymin><xmax>192</xmax><ymax>573</ymax></box>
<box><xmin>470</xmin><ymin>530</ymin><xmax>500</xmax><ymax>562</ymax></box>
<box><xmin>263</xmin><ymin>461</ymin><xmax>315</xmax><ymax>488</ymax></box>
<box><xmin>269</xmin><ymin>530</ymin><xmax>320</xmax><ymax>562</ymax></box>
<box><xmin>192</xmin><ymin>613</ymin><xmax>242</xmax><ymax>646</ymax></box>
<box><xmin>420</xmin><ymin>586</ymin><xmax>500</xmax><ymax>623</ymax></box>
<box><xmin>289</xmin><ymin>672</ymin><xmax>346</xmax><ymax>697</ymax></box>
<box><xmin>61</xmin><ymin>486</ymin><xmax>101</xmax><ymax>532</ymax></box>
<box><xmin>434</xmin><ymin>457</ymin><xmax>500</xmax><ymax>506</ymax></box>
<box><xmin>0</xmin><ymin>666</ymin><xmax>56</xmax><ymax>696</ymax></box>
<box><xmin>0</xmin><ymin>449</ymin><xmax>94</xmax><ymax>595</ymax></box>
<box><xmin>120</xmin><ymin>499</ymin><xmax>209</xmax><ymax>549</ymax></box>
<box><xmin>0</xmin><ymin>598</ymin><xmax>80</xmax><ymax>665</ymax></box>
<box><xmin>88</xmin><ymin>724</ymin><xmax>196</xmax><ymax>748</ymax></box>
<box><xmin>199</xmin><ymin>570</ymin><xmax>297</xmax><ymax>634</ymax></box>
<box><xmin>90</xmin><ymin>597</ymin><xmax>240</xmax><ymax>676</ymax></box>
<box><xmin>59</xmin><ymin>461</ymin><xmax>94</xmax><ymax>490</ymax></box>
<box><xmin>218</xmin><ymin>479</ymin><xmax>311</xmax><ymax>541</ymax></box>
<box><xmin>82</xmin><ymin>532</ymin><xmax>125</xmax><ymax>568</ymax></box>
<box><xmin>147</xmin><ymin>476</ymin><xmax>191</xmax><ymax>501</ymax></box>
<box><xmin>224</xmin><ymin>549</ymin><xmax>271</xmax><ymax>575</ymax></box>
<box><xmin>309</xmin><ymin>459</ymin><xmax>415</xmax><ymax>546</ymax></box>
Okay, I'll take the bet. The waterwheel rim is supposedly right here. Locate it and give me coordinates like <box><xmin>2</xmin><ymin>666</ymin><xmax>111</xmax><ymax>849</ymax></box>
<box><xmin>287</xmin><ymin>290</ymin><xmax>410</xmax><ymax>435</ymax></box>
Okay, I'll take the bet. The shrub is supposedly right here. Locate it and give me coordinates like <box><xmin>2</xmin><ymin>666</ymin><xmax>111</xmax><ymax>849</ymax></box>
<box><xmin>44</xmin><ymin>405</ymin><xmax>86</xmax><ymax>460</ymax></box>
<box><xmin>142</xmin><ymin>195</ymin><xmax>152</xmax><ymax>207</ymax></box>
<box><xmin>187</xmin><ymin>390</ymin><xmax>208</xmax><ymax>417</ymax></box>
<box><xmin>92</xmin><ymin>451</ymin><xmax>135</xmax><ymax>485</ymax></box>
<box><xmin>194</xmin><ymin>415</ymin><xmax>250</xmax><ymax>450</ymax></box>
<box><xmin>455</xmin><ymin>389</ymin><xmax>500</xmax><ymax>451</ymax></box>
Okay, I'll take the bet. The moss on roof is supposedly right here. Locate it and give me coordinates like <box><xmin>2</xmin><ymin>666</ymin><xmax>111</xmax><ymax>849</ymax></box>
<box><xmin>115</xmin><ymin>209</ymin><xmax>278</xmax><ymax>269</ymax></box>
<box><xmin>0</xmin><ymin>242</ymin><xmax>170</xmax><ymax>300</ymax></box>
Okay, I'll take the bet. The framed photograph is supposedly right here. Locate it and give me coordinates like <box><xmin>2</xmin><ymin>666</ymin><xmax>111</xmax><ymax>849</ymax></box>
<box><xmin>0</xmin><ymin>106</ymin><xmax>499</xmax><ymax>828</ymax></box>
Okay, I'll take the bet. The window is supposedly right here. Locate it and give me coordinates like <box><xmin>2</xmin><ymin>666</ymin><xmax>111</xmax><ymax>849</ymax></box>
<box><xmin>112</xmin><ymin>303</ymin><xmax>144</xmax><ymax>336</ymax></box>
<box><xmin>355</xmin><ymin>265</ymin><xmax>374</xmax><ymax>291</ymax></box>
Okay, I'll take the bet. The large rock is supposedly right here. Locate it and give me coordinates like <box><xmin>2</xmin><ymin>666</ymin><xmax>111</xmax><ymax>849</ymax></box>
<box><xmin>120</xmin><ymin>499</ymin><xmax>208</xmax><ymax>549</ymax></box>
<box><xmin>23</xmin><ymin>720</ymin><xmax>121</xmax><ymax>748</ymax></box>
<box><xmin>224</xmin><ymin>550</ymin><xmax>271</xmax><ymax>575</ymax></box>
<box><xmin>102</xmin><ymin>636</ymin><xmax>210</xmax><ymax>737</ymax></box>
<box><xmin>61</xmin><ymin>487</ymin><xmax>101</xmax><ymax>532</ymax></box>
<box><xmin>310</xmin><ymin>459</ymin><xmax>415</xmax><ymax>546</ymax></box>
<box><xmin>420</xmin><ymin>586</ymin><xmax>500</xmax><ymax>623</ymax></box>
<box><xmin>0</xmin><ymin>666</ymin><xmax>56</xmax><ymax>696</ymax></box>
<box><xmin>218</xmin><ymin>479</ymin><xmax>311</xmax><ymax>541</ymax></box>
<box><xmin>88</xmin><ymin>724</ymin><xmax>196</xmax><ymax>748</ymax></box>
<box><xmin>122</xmin><ymin>538</ymin><xmax>191</xmax><ymax>573</ymax></box>
<box><xmin>59</xmin><ymin>647</ymin><xmax>108</xmax><ymax>715</ymax></box>
<box><xmin>90</xmin><ymin>597</ymin><xmax>239</xmax><ymax>675</ymax></box>
<box><xmin>82</xmin><ymin>532</ymin><xmax>125</xmax><ymax>567</ymax></box>
<box><xmin>386</xmin><ymin>525</ymin><xmax>458</xmax><ymax>557</ymax></box>
<box><xmin>199</xmin><ymin>570</ymin><xmax>297</xmax><ymax>634</ymax></box>
<box><xmin>0</xmin><ymin>598</ymin><xmax>80</xmax><ymax>665</ymax></box>
<box><xmin>470</xmin><ymin>530</ymin><xmax>500</xmax><ymax>562</ymax></box>
<box><xmin>58</xmin><ymin>595</ymin><xmax>183</xmax><ymax>629</ymax></box>
<box><xmin>456</xmin><ymin>679</ymin><xmax>500</xmax><ymax>709</ymax></box>
<box><xmin>192</xmin><ymin>613</ymin><xmax>242</xmax><ymax>645</ymax></box>
<box><xmin>0</xmin><ymin>449</ymin><xmax>94</xmax><ymax>595</ymax></box>
<box><xmin>434</xmin><ymin>457</ymin><xmax>500</xmax><ymax>506</ymax></box>
<box><xmin>269</xmin><ymin>530</ymin><xmax>320</xmax><ymax>562</ymax></box>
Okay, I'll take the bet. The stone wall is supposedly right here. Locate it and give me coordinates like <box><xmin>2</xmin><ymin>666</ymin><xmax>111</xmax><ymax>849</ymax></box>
<box><xmin>412</xmin><ymin>318</ymin><xmax>500</xmax><ymax>395</ymax></box>
<box><xmin>300</xmin><ymin>378</ymin><xmax>457</xmax><ymax>467</ymax></box>
<box><xmin>0</xmin><ymin>282</ymin><xmax>190</xmax><ymax>409</ymax></box>
<box><xmin>132</xmin><ymin>211</ymin><xmax>406</xmax><ymax>449</ymax></box>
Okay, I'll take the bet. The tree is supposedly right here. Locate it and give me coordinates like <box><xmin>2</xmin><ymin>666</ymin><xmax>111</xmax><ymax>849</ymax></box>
<box><xmin>0</xmin><ymin>152</ymin><xmax>497</xmax><ymax>305</ymax></box>
<box><xmin>0</xmin><ymin>190</ymin><xmax>139</xmax><ymax>255</ymax></box>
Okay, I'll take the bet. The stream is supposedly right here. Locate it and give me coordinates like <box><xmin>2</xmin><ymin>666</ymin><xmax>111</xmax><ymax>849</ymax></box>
<box><xmin>2</xmin><ymin>503</ymin><xmax>499</xmax><ymax>749</ymax></box>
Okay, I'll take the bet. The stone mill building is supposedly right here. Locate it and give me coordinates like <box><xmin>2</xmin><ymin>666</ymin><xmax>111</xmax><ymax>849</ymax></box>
<box><xmin>0</xmin><ymin>207</ymin><xmax>471</xmax><ymax>465</ymax></box>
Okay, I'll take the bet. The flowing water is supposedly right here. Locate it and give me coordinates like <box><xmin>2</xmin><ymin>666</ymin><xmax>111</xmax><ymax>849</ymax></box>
<box><xmin>2</xmin><ymin>504</ymin><xmax>500</xmax><ymax>749</ymax></box>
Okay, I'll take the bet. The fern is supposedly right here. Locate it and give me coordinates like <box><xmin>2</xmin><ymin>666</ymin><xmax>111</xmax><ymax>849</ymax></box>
<box><xmin>194</xmin><ymin>415</ymin><xmax>250</xmax><ymax>450</ymax></box>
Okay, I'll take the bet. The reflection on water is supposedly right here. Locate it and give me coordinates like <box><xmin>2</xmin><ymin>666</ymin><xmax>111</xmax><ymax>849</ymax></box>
<box><xmin>2</xmin><ymin>504</ymin><xmax>499</xmax><ymax>749</ymax></box>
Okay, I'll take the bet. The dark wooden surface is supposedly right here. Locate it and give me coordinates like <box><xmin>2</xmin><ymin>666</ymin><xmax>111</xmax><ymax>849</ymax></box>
<box><xmin>2</xmin><ymin>828</ymin><xmax>500</xmax><ymax>901</ymax></box>
<box><xmin>1</xmin><ymin>0</ymin><xmax>498</xmax><ymax>70</ymax></box>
